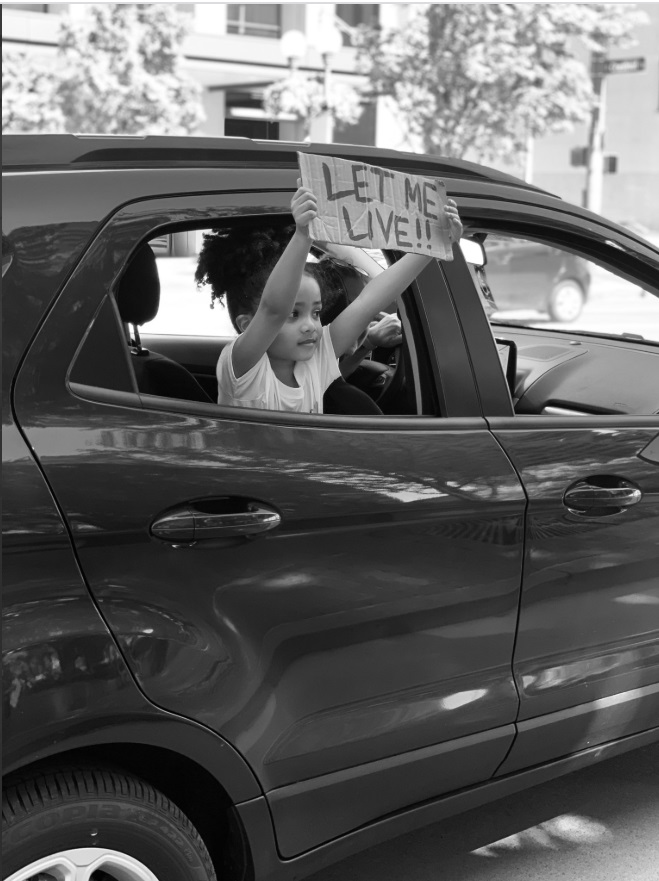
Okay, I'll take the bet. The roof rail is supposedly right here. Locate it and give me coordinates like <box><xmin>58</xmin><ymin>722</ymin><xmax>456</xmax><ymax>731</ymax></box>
<box><xmin>1</xmin><ymin>133</ymin><xmax>544</xmax><ymax>192</ymax></box>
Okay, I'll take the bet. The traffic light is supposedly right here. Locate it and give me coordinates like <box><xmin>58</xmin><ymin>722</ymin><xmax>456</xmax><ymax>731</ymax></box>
<box><xmin>571</xmin><ymin>147</ymin><xmax>588</xmax><ymax>167</ymax></box>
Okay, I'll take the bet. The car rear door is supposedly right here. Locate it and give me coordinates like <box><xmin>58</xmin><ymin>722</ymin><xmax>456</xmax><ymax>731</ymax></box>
<box><xmin>13</xmin><ymin>172</ymin><xmax>527</xmax><ymax>856</ymax></box>
<box><xmin>444</xmin><ymin>201</ymin><xmax>659</xmax><ymax>773</ymax></box>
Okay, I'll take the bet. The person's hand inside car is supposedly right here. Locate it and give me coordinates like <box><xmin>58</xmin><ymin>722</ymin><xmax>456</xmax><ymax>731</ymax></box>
<box><xmin>363</xmin><ymin>312</ymin><xmax>402</xmax><ymax>351</ymax></box>
<box><xmin>339</xmin><ymin>312</ymin><xmax>402</xmax><ymax>379</ymax></box>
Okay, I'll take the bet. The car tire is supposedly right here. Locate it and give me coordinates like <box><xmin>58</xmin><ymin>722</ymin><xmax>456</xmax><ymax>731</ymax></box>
<box><xmin>547</xmin><ymin>280</ymin><xmax>585</xmax><ymax>322</ymax></box>
<box><xmin>2</xmin><ymin>767</ymin><xmax>217</xmax><ymax>881</ymax></box>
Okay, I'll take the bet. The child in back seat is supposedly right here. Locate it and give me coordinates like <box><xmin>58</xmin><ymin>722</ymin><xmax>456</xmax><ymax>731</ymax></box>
<box><xmin>197</xmin><ymin>183</ymin><xmax>463</xmax><ymax>413</ymax></box>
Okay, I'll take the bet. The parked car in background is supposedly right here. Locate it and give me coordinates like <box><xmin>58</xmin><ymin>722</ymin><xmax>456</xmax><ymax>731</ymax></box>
<box><xmin>3</xmin><ymin>134</ymin><xmax>659</xmax><ymax>881</ymax></box>
<box><xmin>483</xmin><ymin>234</ymin><xmax>591</xmax><ymax>322</ymax></box>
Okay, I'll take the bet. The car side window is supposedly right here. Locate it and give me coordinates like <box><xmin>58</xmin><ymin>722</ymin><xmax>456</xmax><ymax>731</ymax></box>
<box><xmin>473</xmin><ymin>233</ymin><xmax>659</xmax><ymax>341</ymax></box>
<box><xmin>68</xmin><ymin>295</ymin><xmax>135</xmax><ymax>393</ymax></box>
<box><xmin>460</xmin><ymin>231</ymin><xmax>659</xmax><ymax>417</ymax></box>
<box><xmin>69</xmin><ymin>217</ymin><xmax>435</xmax><ymax>417</ymax></box>
<box><xmin>142</xmin><ymin>230</ymin><xmax>236</xmax><ymax>338</ymax></box>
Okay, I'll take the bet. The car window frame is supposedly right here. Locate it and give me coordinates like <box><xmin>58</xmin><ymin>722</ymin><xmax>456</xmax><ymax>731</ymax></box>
<box><xmin>447</xmin><ymin>198</ymin><xmax>659</xmax><ymax>420</ymax></box>
<box><xmin>59</xmin><ymin>188</ymin><xmax>484</xmax><ymax>424</ymax></box>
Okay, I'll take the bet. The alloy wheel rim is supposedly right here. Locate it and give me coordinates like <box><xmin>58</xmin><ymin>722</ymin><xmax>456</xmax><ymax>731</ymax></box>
<box><xmin>5</xmin><ymin>848</ymin><xmax>160</xmax><ymax>881</ymax></box>
<box><xmin>553</xmin><ymin>283</ymin><xmax>583</xmax><ymax>321</ymax></box>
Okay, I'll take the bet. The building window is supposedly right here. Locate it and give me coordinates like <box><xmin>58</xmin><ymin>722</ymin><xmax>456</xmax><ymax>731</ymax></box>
<box><xmin>224</xmin><ymin>90</ymin><xmax>279</xmax><ymax>141</ymax></box>
<box><xmin>336</xmin><ymin>4</ymin><xmax>379</xmax><ymax>45</ymax></box>
<box><xmin>3</xmin><ymin>4</ymin><xmax>49</xmax><ymax>10</ymax></box>
<box><xmin>226</xmin><ymin>4</ymin><xmax>281</xmax><ymax>38</ymax></box>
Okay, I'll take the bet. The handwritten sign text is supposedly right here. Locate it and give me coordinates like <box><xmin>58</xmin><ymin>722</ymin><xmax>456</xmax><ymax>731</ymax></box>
<box><xmin>298</xmin><ymin>152</ymin><xmax>453</xmax><ymax>260</ymax></box>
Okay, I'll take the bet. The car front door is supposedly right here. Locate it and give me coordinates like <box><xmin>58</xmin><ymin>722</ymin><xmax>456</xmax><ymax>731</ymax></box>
<box><xmin>445</xmin><ymin>204</ymin><xmax>659</xmax><ymax>774</ymax></box>
<box><xmin>13</xmin><ymin>177</ymin><xmax>527</xmax><ymax>857</ymax></box>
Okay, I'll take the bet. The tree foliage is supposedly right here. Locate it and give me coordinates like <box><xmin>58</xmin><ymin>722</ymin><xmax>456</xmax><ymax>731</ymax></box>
<box><xmin>263</xmin><ymin>73</ymin><xmax>363</xmax><ymax>140</ymax></box>
<box><xmin>357</xmin><ymin>3</ymin><xmax>648</xmax><ymax>164</ymax></box>
<box><xmin>2</xmin><ymin>4</ymin><xmax>204</xmax><ymax>135</ymax></box>
<box><xmin>2</xmin><ymin>53</ymin><xmax>65</xmax><ymax>133</ymax></box>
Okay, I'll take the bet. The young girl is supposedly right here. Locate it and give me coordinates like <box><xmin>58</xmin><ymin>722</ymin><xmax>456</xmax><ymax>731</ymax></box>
<box><xmin>202</xmin><ymin>183</ymin><xmax>463</xmax><ymax>413</ymax></box>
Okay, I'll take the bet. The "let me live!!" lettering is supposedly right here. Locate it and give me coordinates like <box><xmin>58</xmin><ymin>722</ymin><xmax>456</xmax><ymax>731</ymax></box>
<box><xmin>298</xmin><ymin>152</ymin><xmax>454</xmax><ymax>260</ymax></box>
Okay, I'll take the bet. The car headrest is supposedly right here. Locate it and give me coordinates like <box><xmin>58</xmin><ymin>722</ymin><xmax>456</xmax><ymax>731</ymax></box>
<box><xmin>116</xmin><ymin>244</ymin><xmax>160</xmax><ymax>326</ymax></box>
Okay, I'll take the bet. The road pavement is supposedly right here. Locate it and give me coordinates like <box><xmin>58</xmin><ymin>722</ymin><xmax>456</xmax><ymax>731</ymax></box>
<box><xmin>309</xmin><ymin>743</ymin><xmax>659</xmax><ymax>881</ymax></box>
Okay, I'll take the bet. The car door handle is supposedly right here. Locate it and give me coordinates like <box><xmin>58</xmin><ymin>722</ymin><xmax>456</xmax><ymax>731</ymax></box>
<box><xmin>563</xmin><ymin>477</ymin><xmax>642</xmax><ymax>516</ymax></box>
<box><xmin>194</xmin><ymin>506</ymin><xmax>281</xmax><ymax>539</ymax></box>
<box><xmin>151</xmin><ymin>498</ymin><xmax>281</xmax><ymax>546</ymax></box>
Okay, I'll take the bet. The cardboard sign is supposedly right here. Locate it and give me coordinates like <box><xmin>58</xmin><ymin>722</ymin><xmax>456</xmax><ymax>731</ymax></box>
<box><xmin>298</xmin><ymin>152</ymin><xmax>453</xmax><ymax>260</ymax></box>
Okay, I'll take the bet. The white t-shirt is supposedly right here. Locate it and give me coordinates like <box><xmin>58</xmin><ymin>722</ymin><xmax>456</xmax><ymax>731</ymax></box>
<box><xmin>216</xmin><ymin>325</ymin><xmax>341</xmax><ymax>413</ymax></box>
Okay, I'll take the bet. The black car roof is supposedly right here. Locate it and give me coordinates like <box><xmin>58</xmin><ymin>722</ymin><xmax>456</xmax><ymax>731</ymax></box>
<box><xmin>2</xmin><ymin>133</ymin><xmax>548</xmax><ymax>193</ymax></box>
<box><xmin>5</xmin><ymin>134</ymin><xmax>657</xmax><ymax>259</ymax></box>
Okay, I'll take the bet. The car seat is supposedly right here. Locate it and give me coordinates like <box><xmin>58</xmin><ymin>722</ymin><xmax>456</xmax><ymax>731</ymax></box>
<box><xmin>116</xmin><ymin>245</ymin><xmax>213</xmax><ymax>404</ymax></box>
<box><xmin>324</xmin><ymin>377</ymin><xmax>384</xmax><ymax>415</ymax></box>
<box><xmin>319</xmin><ymin>258</ymin><xmax>384</xmax><ymax>416</ymax></box>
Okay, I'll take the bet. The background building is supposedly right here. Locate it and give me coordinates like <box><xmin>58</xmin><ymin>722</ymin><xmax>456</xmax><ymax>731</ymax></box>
<box><xmin>3</xmin><ymin>2</ymin><xmax>658</xmax><ymax>227</ymax></box>
<box><xmin>2</xmin><ymin>3</ymin><xmax>380</xmax><ymax>145</ymax></box>
<box><xmin>530</xmin><ymin>2</ymin><xmax>659</xmax><ymax>230</ymax></box>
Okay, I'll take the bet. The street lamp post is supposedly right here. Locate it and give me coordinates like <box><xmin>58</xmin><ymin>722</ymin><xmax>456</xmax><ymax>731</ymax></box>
<box><xmin>315</xmin><ymin>27</ymin><xmax>343</xmax><ymax>143</ymax></box>
<box><xmin>278</xmin><ymin>26</ymin><xmax>343</xmax><ymax>143</ymax></box>
<box><xmin>279</xmin><ymin>29</ymin><xmax>307</xmax><ymax>74</ymax></box>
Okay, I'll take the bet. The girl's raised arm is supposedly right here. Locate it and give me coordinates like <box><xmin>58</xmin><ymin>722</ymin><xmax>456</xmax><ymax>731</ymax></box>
<box><xmin>329</xmin><ymin>200</ymin><xmax>463</xmax><ymax>358</ymax></box>
<box><xmin>329</xmin><ymin>253</ymin><xmax>432</xmax><ymax>358</ymax></box>
<box><xmin>231</xmin><ymin>185</ymin><xmax>316</xmax><ymax>378</ymax></box>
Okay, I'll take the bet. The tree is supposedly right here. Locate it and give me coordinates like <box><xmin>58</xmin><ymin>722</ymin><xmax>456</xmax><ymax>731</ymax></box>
<box><xmin>356</xmin><ymin>3</ymin><xmax>648</xmax><ymax>165</ymax></box>
<box><xmin>263</xmin><ymin>72</ymin><xmax>363</xmax><ymax>141</ymax></box>
<box><xmin>2</xmin><ymin>4</ymin><xmax>204</xmax><ymax>135</ymax></box>
<box><xmin>2</xmin><ymin>53</ymin><xmax>65</xmax><ymax>133</ymax></box>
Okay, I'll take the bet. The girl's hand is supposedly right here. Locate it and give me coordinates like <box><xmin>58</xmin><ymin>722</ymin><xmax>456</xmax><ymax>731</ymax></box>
<box><xmin>292</xmin><ymin>180</ymin><xmax>317</xmax><ymax>237</ymax></box>
<box><xmin>445</xmin><ymin>199</ymin><xmax>464</xmax><ymax>242</ymax></box>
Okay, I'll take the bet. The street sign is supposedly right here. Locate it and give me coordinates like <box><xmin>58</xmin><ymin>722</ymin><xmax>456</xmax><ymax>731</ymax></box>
<box><xmin>592</xmin><ymin>57</ymin><xmax>645</xmax><ymax>76</ymax></box>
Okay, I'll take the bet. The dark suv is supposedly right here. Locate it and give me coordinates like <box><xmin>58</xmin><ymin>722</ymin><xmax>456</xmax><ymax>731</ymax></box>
<box><xmin>3</xmin><ymin>134</ymin><xmax>659</xmax><ymax>881</ymax></box>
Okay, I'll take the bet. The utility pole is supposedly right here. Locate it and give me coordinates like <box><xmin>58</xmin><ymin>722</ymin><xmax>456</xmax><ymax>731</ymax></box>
<box><xmin>585</xmin><ymin>52</ymin><xmax>606</xmax><ymax>214</ymax></box>
<box><xmin>524</xmin><ymin>133</ymin><xmax>534</xmax><ymax>184</ymax></box>
<box><xmin>584</xmin><ymin>53</ymin><xmax>645</xmax><ymax>213</ymax></box>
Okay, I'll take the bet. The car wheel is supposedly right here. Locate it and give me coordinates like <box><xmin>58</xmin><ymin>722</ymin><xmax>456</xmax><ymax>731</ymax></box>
<box><xmin>547</xmin><ymin>280</ymin><xmax>585</xmax><ymax>322</ymax></box>
<box><xmin>2</xmin><ymin>767</ymin><xmax>216</xmax><ymax>881</ymax></box>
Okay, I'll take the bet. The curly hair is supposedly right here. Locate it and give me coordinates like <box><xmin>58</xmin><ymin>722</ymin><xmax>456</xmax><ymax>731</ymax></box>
<box><xmin>195</xmin><ymin>223</ymin><xmax>344</xmax><ymax>332</ymax></box>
